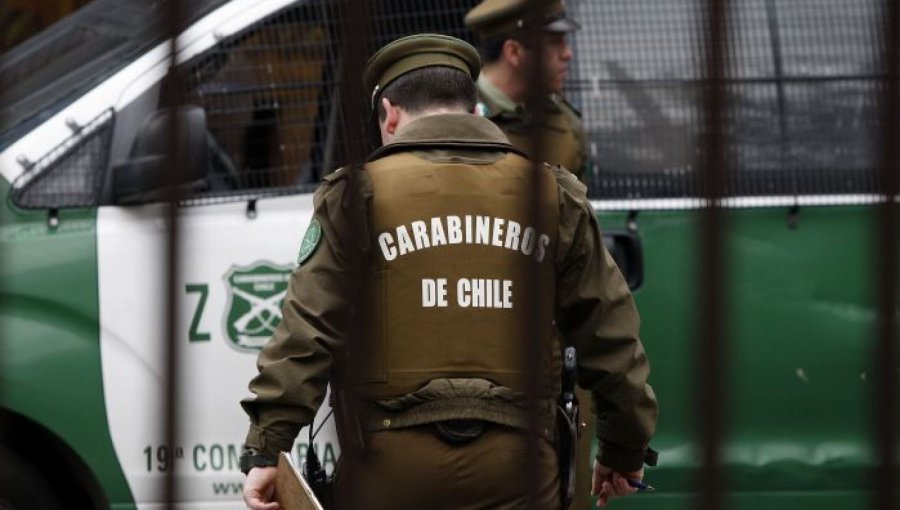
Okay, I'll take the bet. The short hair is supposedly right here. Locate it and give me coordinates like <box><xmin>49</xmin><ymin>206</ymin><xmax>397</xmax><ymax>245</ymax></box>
<box><xmin>478</xmin><ymin>36</ymin><xmax>506</xmax><ymax>64</ymax></box>
<box><xmin>375</xmin><ymin>66</ymin><xmax>477</xmax><ymax>122</ymax></box>
<box><xmin>478</xmin><ymin>34</ymin><xmax>526</xmax><ymax>64</ymax></box>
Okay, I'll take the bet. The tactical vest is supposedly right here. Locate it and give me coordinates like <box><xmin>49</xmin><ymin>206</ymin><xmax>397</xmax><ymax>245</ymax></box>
<box><xmin>360</xmin><ymin>149</ymin><xmax>562</xmax><ymax>403</ymax></box>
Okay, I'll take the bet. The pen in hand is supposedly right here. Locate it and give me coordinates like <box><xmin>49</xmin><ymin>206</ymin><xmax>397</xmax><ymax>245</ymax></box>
<box><xmin>625</xmin><ymin>478</ymin><xmax>655</xmax><ymax>492</ymax></box>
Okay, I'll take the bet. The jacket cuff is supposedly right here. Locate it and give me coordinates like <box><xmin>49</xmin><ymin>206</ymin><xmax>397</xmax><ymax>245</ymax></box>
<box><xmin>244</xmin><ymin>424</ymin><xmax>296</xmax><ymax>459</ymax></box>
<box><xmin>595</xmin><ymin>440</ymin><xmax>652</xmax><ymax>473</ymax></box>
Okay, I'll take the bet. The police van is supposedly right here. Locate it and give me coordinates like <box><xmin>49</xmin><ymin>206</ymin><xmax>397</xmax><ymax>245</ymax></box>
<box><xmin>0</xmin><ymin>0</ymin><xmax>884</xmax><ymax>509</ymax></box>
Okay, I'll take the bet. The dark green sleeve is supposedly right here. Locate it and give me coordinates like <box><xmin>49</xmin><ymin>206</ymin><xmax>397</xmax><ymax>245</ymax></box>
<box><xmin>240</xmin><ymin>171</ymin><xmax>358</xmax><ymax>458</ymax></box>
<box><xmin>552</xmin><ymin>168</ymin><xmax>658</xmax><ymax>472</ymax></box>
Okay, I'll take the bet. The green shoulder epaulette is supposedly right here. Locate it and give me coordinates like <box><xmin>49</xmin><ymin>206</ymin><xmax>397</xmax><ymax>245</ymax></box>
<box><xmin>556</xmin><ymin>95</ymin><xmax>583</xmax><ymax>118</ymax></box>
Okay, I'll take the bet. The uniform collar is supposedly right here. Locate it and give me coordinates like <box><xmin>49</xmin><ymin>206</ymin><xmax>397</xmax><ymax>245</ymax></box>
<box><xmin>391</xmin><ymin>113</ymin><xmax>512</xmax><ymax>146</ymax></box>
<box><xmin>476</xmin><ymin>74</ymin><xmax>565</xmax><ymax>119</ymax></box>
<box><xmin>367</xmin><ymin>113</ymin><xmax>525</xmax><ymax>161</ymax></box>
<box><xmin>476</xmin><ymin>74</ymin><xmax>519</xmax><ymax>116</ymax></box>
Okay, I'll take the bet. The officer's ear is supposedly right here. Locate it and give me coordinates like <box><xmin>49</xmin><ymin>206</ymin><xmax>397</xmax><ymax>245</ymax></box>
<box><xmin>380</xmin><ymin>97</ymin><xmax>402</xmax><ymax>142</ymax></box>
<box><xmin>502</xmin><ymin>38</ymin><xmax>527</xmax><ymax>69</ymax></box>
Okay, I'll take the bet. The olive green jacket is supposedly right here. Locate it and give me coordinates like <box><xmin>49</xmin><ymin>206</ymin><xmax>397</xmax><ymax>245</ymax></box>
<box><xmin>476</xmin><ymin>74</ymin><xmax>592</xmax><ymax>182</ymax></box>
<box><xmin>241</xmin><ymin>113</ymin><xmax>657</xmax><ymax>472</ymax></box>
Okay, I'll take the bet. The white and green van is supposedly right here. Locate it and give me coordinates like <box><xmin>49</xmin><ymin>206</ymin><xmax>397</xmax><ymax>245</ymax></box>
<box><xmin>0</xmin><ymin>0</ymin><xmax>886</xmax><ymax>509</ymax></box>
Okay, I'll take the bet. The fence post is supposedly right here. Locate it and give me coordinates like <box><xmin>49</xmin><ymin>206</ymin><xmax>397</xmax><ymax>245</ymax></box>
<box><xmin>696</xmin><ymin>0</ymin><xmax>730</xmax><ymax>509</ymax></box>
<box><xmin>162</xmin><ymin>0</ymin><xmax>187</xmax><ymax>506</ymax></box>
<box><xmin>874</xmin><ymin>1</ymin><xmax>898</xmax><ymax>509</ymax></box>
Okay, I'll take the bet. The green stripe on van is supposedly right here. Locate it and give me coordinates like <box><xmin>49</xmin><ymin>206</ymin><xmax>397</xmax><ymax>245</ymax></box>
<box><xmin>0</xmin><ymin>190</ymin><xmax>135</xmax><ymax>507</ymax></box>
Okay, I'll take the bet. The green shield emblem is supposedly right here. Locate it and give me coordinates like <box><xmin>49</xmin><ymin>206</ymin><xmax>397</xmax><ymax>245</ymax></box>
<box><xmin>223</xmin><ymin>261</ymin><xmax>292</xmax><ymax>350</ymax></box>
<box><xmin>297</xmin><ymin>218</ymin><xmax>322</xmax><ymax>265</ymax></box>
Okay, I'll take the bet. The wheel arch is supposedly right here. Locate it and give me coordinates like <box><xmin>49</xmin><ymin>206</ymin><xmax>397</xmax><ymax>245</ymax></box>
<box><xmin>0</xmin><ymin>407</ymin><xmax>109</xmax><ymax>510</ymax></box>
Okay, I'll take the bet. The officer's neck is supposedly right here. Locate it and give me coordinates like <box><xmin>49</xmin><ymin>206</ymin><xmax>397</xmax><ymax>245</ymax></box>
<box><xmin>481</xmin><ymin>64</ymin><xmax>529</xmax><ymax>105</ymax></box>
<box><xmin>482</xmin><ymin>63</ymin><xmax>561</xmax><ymax>105</ymax></box>
<box><xmin>381</xmin><ymin>107</ymin><xmax>472</xmax><ymax>145</ymax></box>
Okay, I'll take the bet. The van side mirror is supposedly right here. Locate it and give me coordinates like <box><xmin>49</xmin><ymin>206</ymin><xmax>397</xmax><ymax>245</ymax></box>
<box><xmin>602</xmin><ymin>231</ymin><xmax>644</xmax><ymax>291</ymax></box>
<box><xmin>112</xmin><ymin>106</ymin><xmax>209</xmax><ymax>204</ymax></box>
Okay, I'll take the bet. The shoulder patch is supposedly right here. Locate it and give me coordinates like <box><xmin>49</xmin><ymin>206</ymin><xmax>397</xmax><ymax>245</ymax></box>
<box><xmin>297</xmin><ymin>218</ymin><xmax>322</xmax><ymax>265</ymax></box>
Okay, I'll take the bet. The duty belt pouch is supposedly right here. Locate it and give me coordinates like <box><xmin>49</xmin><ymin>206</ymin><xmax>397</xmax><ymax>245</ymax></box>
<box><xmin>557</xmin><ymin>347</ymin><xmax>580</xmax><ymax>509</ymax></box>
<box><xmin>556</xmin><ymin>403</ymin><xmax>580</xmax><ymax>509</ymax></box>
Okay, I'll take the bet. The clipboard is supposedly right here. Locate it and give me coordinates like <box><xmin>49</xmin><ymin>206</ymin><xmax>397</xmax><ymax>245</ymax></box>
<box><xmin>274</xmin><ymin>451</ymin><xmax>325</xmax><ymax>510</ymax></box>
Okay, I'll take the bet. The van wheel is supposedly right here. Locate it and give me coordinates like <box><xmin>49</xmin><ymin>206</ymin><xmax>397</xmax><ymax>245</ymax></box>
<box><xmin>0</xmin><ymin>446</ymin><xmax>63</xmax><ymax>510</ymax></box>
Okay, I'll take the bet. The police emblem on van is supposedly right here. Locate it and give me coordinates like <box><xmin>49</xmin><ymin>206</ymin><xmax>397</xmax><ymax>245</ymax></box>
<box><xmin>223</xmin><ymin>261</ymin><xmax>292</xmax><ymax>350</ymax></box>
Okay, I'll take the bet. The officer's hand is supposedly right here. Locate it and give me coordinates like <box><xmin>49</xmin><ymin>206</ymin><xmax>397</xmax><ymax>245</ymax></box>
<box><xmin>591</xmin><ymin>460</ymin><xmax>642</xmax><ymax>508</ymax></box>
<box><xmin>244</xmin><ymin>466</ymin><xmax>279</xmax><ymax>510</ymax></box>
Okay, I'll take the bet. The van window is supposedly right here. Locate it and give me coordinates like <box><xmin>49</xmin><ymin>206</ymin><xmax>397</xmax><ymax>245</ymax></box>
<box><xmin>574</xmin><ymin>0</ymin><xmax>882</xmax><ymax>199</ymax></box>
<box><xmin>11</xmin><ymin>109</ymin><xmax>114</xmax><ymax>209</ymax></box>
<box><xmin>170</xmin><ymin>0</ymin><xmax>882</xmax><ymax>204</ymax></box>
<box><xmin>172</xmin><ymin>0</ymin><xmax>482</xmax><ymax>204</ymax></box>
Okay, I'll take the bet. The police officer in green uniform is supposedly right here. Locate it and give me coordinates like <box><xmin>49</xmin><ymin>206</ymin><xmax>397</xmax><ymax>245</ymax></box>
<box><xmin>239</xmin><ymin>34</ymin><xmax>656</xmax><ymax>510</ymax></box>
<box><xmin>465</xmin><ymin>0</ymin><xmax>592</xmax><ymax>182</ymax></box>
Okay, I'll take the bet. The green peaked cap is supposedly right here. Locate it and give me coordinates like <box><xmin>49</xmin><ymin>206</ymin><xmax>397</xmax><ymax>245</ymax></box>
<box><xmin>465</xmin><ymin>0</ymin><xmax>580</xmax><ymax>39</ymax></box>
<box><xmin>363</xmin><ymin>33</ymin><xmax>482</xmax><ymax>109</ymax></box>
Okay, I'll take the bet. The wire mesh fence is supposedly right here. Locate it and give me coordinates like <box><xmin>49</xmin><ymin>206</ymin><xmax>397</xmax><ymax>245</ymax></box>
<box><xmin>573</xmin><ymin>0</ymin><xmax>884</xmax><ymax>198</ymax></box>
<box><xmin>3</xmin><ymin>0</ymin><xmax>886</xmax><ymax>208</ymax></box>
<box><xmin>154</xmin><ymin>0</ymin><xmax>890</xmax><ymax>208</ymax></box>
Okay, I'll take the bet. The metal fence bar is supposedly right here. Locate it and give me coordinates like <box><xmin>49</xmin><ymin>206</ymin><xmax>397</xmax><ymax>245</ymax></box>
<box><xmin>696</xmin><ymin>0</ymin><xmax>730</xmax><ymax>509</ymax></box>
<box><xmin>521</xmin><ymin>1</ymin><xmax>552</xmax><ymax>507</ymax></box>
<box><xmin>0</xmin><ymin>6</ymin><xmax>6</xmax><ymax>461</ymax></box>
<box><xmin>163</xmin><ymin>0</ymin><xmax>187</xmax><ymax>506</ymax></box>
<box><xmin>874</xmin><ymin>0</ymin><xmax>898</xmax><ymax>508</ymax></box>
<box><xmin>331</xmin><ymin>0</ymin><xmax>371</xmax><ymax>507</ymax></box>
<box><xmin>336</xmin><ymin>0</ymin><xmax>371</xmax><ymax>165</ymax></box>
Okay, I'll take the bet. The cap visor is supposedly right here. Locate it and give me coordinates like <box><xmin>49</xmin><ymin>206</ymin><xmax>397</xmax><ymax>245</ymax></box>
<box><xmin>543</xmin><ymin>16</ymin><xmax>580</xmax><ymax>33</ymax></box>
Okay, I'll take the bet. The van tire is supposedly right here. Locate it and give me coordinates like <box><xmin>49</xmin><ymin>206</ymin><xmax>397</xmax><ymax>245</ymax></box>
<box><xmin>0</xmin><ymin>446</ymin><xmax>64</xmax><ymax>510</ymax></box>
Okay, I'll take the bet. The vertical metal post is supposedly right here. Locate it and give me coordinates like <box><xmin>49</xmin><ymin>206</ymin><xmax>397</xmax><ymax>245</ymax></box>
<box><xmin>332</xmin><ymin>0</ymin><xmax>371</xmax><ymax>507</ymax></box>
<box><xmin>336</xmin><ymin>0</ymin><xmax>372</xmax><ymax>166</ymax></box>
<box><xmin>522</xmin><ymin>1</ymin><xmax>551</xmax><ymax>508</ymax></box>
<box><xmin>874</xmin><ymin>1</ymin><xmax>898</xmax><ymax>509</ymax></box>
<box><xmin>696</xmin><ymin>0</ymin><xmax>729</xmax><ymax>509</ymax></box>
<box><xmin>162</xmin><ymin>0</ymin><xmax>186</xmax><ymax>507</ymax></box>
<box><xmin>0</xmin><ymin>16</ymin><xmax>6</xmax><ymax>452</ymax></box>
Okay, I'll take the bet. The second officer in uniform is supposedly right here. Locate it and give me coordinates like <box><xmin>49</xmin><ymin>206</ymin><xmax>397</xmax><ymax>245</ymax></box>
<box><xmin>465</xmin><ymin>0</ymin><xmax>592</xmax><ymax>182</ymax></box>
<box><xmin>240</xmin><ymin>34</ymin><xmax>657</xmax><ymax>510</ymax></box>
